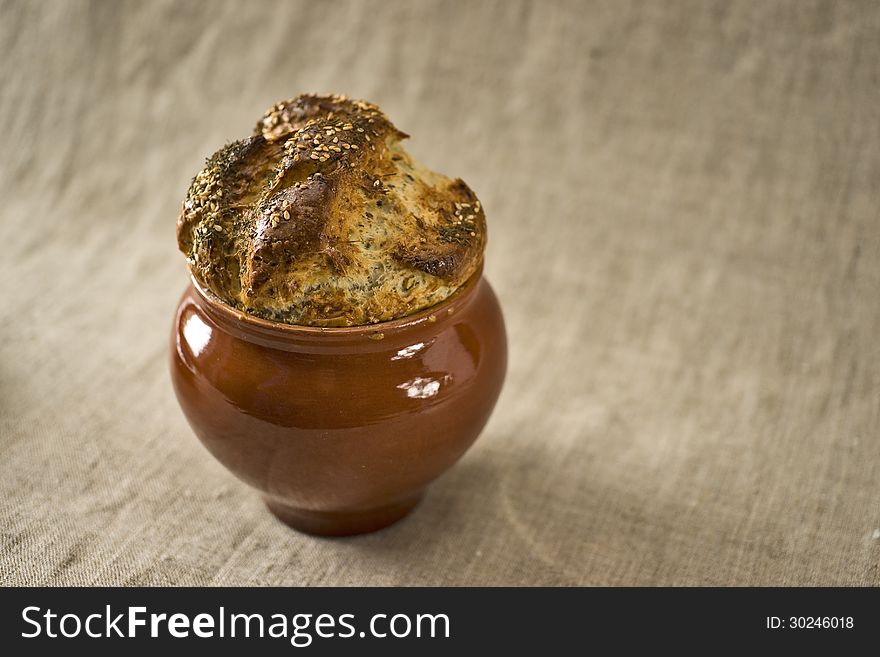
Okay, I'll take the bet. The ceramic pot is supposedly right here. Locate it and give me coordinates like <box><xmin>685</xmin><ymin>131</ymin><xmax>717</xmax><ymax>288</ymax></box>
<box><xmin>170</xmin><ymin>267</ymin><xmax>506</xmax><ymax>536</ymax></box>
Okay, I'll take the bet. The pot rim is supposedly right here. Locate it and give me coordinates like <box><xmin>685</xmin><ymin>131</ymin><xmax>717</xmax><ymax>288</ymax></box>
<box><xmin>187</xmin><ymin>263</ymin><xmax>484</xmax><ymax>339</ymax></box>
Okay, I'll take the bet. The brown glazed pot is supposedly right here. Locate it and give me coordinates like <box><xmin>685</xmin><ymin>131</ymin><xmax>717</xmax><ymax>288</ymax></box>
<box><xmin>170</xmin><ymin>267</ymin><xmax>506</xmax><ymax>536</ymax></box>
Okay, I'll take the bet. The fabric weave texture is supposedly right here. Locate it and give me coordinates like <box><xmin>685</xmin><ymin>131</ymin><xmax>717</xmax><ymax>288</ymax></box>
<box><xmin>1</xmin><ymin>0</ymin><xmax>879</xmax><ymax>585</ymax></box>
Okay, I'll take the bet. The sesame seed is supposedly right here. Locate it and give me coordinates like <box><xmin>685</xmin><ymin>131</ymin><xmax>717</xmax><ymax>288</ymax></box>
<box><xmin>283</xmin><ymin>211</ymin><xmax>290</xmax><ymax>220</ymax></box>
<box><xmin>310</xmin><ymin>153</ymin><xmax>319</xmax><ymax>160</ymax></box>
<box><xmin>214</xmin><ymin>224</ymin><xmax>222</xmax><ymax>231</ymax></box>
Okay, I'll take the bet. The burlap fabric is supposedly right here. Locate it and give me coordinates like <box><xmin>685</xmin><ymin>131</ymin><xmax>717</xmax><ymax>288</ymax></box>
<box><xmin>2</xmin><ymin>0</ymin><xmax>879</xmax><ymax>585</ymax></box>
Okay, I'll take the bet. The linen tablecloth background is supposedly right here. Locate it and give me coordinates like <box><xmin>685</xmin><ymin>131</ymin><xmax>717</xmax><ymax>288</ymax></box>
<box><xmin>2</xmin><ymin>0</ymin><xmax>879</xmax><ymax>586</ymax></box>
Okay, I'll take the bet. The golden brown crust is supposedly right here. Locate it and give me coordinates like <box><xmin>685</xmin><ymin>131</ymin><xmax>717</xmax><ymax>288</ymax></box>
<box><xmin>177</xmin><ymin>94</ymin><xmax>486</xmax><ymax>326</ymax></box>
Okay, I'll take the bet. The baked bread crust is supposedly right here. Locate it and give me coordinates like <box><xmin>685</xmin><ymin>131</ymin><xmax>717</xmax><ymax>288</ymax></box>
<box><xmin>177</xmin><ymin>94</ymin><xmax>486</xmax><ymax>326</ymax></box>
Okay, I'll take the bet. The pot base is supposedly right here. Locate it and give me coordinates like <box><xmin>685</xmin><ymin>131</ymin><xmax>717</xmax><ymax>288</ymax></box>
<box><xmin>264</xmin><ymin>494</ymin><xmax>424</xmax><ymax>537</ymax></box>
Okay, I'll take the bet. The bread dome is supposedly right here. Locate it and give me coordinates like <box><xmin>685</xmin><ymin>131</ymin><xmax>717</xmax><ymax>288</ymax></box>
<box><xmin>177</xmin><ymin>94</ymin><xmax>486</xmax><ymax>326</ymax></box>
